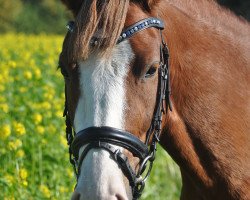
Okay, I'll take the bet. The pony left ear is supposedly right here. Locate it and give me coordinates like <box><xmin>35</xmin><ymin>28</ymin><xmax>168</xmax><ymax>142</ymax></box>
<box><xmin>144</xmin><ymin>0</ymin><xmax>160</xmax><ymax>10</ymax></box>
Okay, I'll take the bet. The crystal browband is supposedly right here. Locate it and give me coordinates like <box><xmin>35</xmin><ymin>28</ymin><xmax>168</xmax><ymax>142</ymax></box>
<box><xmin>66</xmin><ymin>17</ymin><xmax>164</xmax><ymax>44</ymax></box>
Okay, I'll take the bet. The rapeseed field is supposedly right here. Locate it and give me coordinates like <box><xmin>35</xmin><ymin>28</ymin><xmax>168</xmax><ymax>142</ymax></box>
<box><xmin>0</xmin><ymin>34</ymin><xmax>181</xmax><ymax>200</ymax></box>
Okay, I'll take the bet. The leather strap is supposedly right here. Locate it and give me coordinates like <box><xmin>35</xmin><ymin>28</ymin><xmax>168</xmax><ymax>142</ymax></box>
<box><xmin>117</xmin><ymin>17</ymin><xmax>164</xmax><ymax>43</ymax></box>
<box><xmin>71</xmin><ymin>126</ymin><xmax>149</xmax><ymax>160</ymax></box>
<box><xmin>77</xmin><ymin>141</ymin><xmax>138</xmax><ymax>187</ymax></box>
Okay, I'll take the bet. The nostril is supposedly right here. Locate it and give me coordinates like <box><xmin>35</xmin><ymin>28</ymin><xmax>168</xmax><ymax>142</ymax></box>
<box><xmin>71</xmin><ymin>191</ymin><xmax>81</xmax><ymax>200</ymax></box>
<box><xmin>115</xmin><ymin>194</ymin><xmax>126</xmax><ymax>200</ymax></box>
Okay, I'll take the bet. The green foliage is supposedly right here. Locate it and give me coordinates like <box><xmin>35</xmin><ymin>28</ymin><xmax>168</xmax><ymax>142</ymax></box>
<box><xmin>0</xmin><ymin>0</ymin><xmax>71</xmax><ymax>34</ymax></box>
<box><xmin>14</xmin><ymin>2</ymin><xmax>69</xmax><ymax>34</ymax></box>
<box><xmin>0</xmin><ymin>34</ymin><xmax>74</xmax><ymax>199</ymax></box>
<box><xmin>0</xmin><ymin>0</ymin><xmax>23</xmax><ymax>32</ymax></box>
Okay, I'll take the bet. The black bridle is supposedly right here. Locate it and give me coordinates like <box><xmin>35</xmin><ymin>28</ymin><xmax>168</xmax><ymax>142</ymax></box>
<box><xmin>62</xmin><ymin>17</ymin><xmax>172</xmax><ymax>200</ymax></box>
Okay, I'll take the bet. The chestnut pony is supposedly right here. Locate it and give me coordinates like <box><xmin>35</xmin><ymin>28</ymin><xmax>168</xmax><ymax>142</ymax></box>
<box><xmin>59</xmin><ymin>0</ymin><xmax>250</xmax><ymax>199</ymax></box>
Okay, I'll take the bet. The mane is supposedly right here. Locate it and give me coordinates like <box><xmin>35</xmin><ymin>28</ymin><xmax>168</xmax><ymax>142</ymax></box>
<box><xmin>68</xmin><ymin>0</ymin><xmax>130</xmax><ymax>61</ymax></box>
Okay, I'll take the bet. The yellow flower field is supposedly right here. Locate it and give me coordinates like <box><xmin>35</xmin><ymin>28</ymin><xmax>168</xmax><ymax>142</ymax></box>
<box><xmin>0</xmin><ymin>34</ymin><xmax>181</xmax><ymax>200</ymax></box>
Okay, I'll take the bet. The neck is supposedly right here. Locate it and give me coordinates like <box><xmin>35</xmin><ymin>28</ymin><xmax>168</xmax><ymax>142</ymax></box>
<box><xmin>156</xmin><ymin>1</ymin><xmax>250</xmax><ymax>199</ymax></box>
<box><xmin>164</xmin><ymin>0</ymin><xmax>249</xmax><ymax>37</ymax></box>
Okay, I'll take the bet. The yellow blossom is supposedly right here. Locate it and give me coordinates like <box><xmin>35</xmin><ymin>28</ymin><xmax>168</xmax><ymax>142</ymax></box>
<box><xmin>60</xmin><ymin>135</ymin><xmax>68</xmax><ymax>148</ymax></box>
<box><xmin>54</xmin><ymin>101</ymin><xmax>63</xmax><ymax>111</ymax></box>
<box><xmin>39</xmin><ymin>184</ymin><xmax>51</xmax><ymax>198</ymax></box>
<box><xmin>31</xmin><ymin>103</ymin><xmax>40</xmax><ymax>110</ymax></box>
<box><xmin>16</xmin><ymin>149</ymin><xmax>25</xmax><ymax>158</ymax></box>
<box><xmin>20</xmin><ymin>87</ymin><xmax>28</xmax><ymax>93</ymax></box>
<box><xmin>34</xmin><ymin>68</ymin><xmax>41</xmax><ymax>79</ymax></box>
<box><xmin>0</xmin><ymin>124</ymin><xmax>11</xmax><ymax>140</ymax></box>
<box><xmin>37</xmin><ymin>126</ymin><xmax>45</xmax><ymax>135</ymax></box>
<box><xmin>4</xmin><ymin>174</ymin><xmax>15</xmax><ymax>186</ymax></box>
<box><xmin>24</xmin><ymin>71</ymin><xmax>32</xmax><ymax>79</ymax></box>
<box><xmin>0</xmin><ymin>96</ymin><xmax>6</xmax><ymax>102</ymax></box>
<box><xmin>13</xmin><ymin>122</ymin><xmax>26</xmax><ymax>136</ymax></box>
<box><xmin>15</xmin><ymin>139</ymin><xmax>22</xmax><ymax>147</ymax></box>
<box><xmin>23</xmin><ymin>52</ymin><xmax>31</xmax><ymax>60</ymax></box>
<box><xmin>8</xmin><ymin>141</ymin><xmax>16</xmax><ymax>150</ymax></box>
<box><xmin>4</xmin><ymin>197</ymin><xmax>15</xmax><ymax>200</ymax></box>
<box><xmin>41</xmin><ymin>102</ymin><xmax>51</xmax><ymax>110</ymax></box>
<box><xmin>8</xmin><ymin>139</ymin><xmax>22</xmax><ymax>151</ymax></box>
<box><xmin>0</xmin><ymin>84</ymin><xmax>5</xmax><ymax>92</ymax></box>
<box><xmin>44</xmin><ymin>93</ymin><xmax>53</xmax><ymax>100</ymax></box>
<box><xmin>22</xmin><ymin>180</ymin><xmax>28</xmax><ymax>187</ymax></box>
<box><xmin>59</xmin><ymin>186</ymin><xmax>68</xmax><ymax>193</ymax></box>
<box><xmin>0</xmin><ymin>103</ymin><xmax>9</xmax><ymax>113</ymax></box>
<box><xmin>66</xmin><ymin>168</ymin><xmax>74</xmax><ymax>179</ymax></box>
<box><xmin>29</xmin><ymin>59</ymin><xmax>35</xmax><ymax>67</ymax></box>
<box><xmin>33</xmin><ymin>113</ymin><xmax>43</xmax><ymax>124</ymax></box>
<box><xmin>8</xmin><ymin>61</ymin><xmax>16</xmax><ymax>68</ymax></box>
<box><xmin>19</xmin><ymin>168</ymin><xmax>28</xmax><ymax>180</ymax></box>
<box><xmin>0</xmin><ymin>74</ymin><xmax>6</xmax><ymax>84</ymax></box>
<box><xmin>47</xmin><ymin>111</ymin><xmax>52</xmax><ymax>118</ymax></box>
<box><xmin>43</xmin><ymin>85</ymin><xmax>55</xmax><ymax>93</ymax></box>
<box><xmin>48</xmin><ymin>125</ymin><xmax>56</xmax><ymax>134</ymax></box>
<box><xmin>61</xmin><ymin>92</ymin><xmax>64</xmax><ymax>98</ymax></box>
<box><xmin>42</xmin><ymin>139</ymin><xmax>47</xmax><ymax>145</ymax></box>
<box><xmin>0</xmin><ymin>148</ymin><xmax>7</xmax><ymax>154</ymax></box>
<box><xmin>1</xmin><ymin>69</ymin><xmax>9</xmax><ymax>81</ymax></box>
<box><xmin>55</xmin><ymin>111</ymin><xmax>62</xmax><ymax>118</ymax></box>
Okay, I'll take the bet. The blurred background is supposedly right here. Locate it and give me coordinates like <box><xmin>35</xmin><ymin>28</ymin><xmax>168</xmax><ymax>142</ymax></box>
<box><xmin>0</xmin><ymin>0</ymin><xmax>249</xmax><ymax>34</ymax></box>
<box><xmin>0</xmin><ymin>1</ymin><xmax>249</xmax><ymax>200</ymax></box>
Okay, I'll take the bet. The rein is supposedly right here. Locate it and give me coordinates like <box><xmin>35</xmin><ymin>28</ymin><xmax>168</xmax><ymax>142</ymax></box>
<box><xmin>62</xmin><ymin>17</ymin><xmax>172</xmax><ymax>199</ymax></box>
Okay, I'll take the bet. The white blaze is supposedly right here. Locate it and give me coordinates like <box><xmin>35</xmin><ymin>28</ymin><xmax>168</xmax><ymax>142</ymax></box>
<box><xmin>74</xmin><ymin>42</ymin><xmax>133</xmax><ymax>132</ymax></box>
<box><xmin>73</xmin><ymin>41</ymin><xmax>134</xmax><ymax>200</ymax></box>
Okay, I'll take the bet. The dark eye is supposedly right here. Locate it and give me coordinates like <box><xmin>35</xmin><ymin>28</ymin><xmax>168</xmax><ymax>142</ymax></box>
<box><xmin>60</xmin><ymin>67</ymin><xmax>68</xmax><ymax>77</ymax></box>
<box><xmin>144</xmin><ymin>66</ymin><xmax>157</xmax><ymax>78</ymax></box>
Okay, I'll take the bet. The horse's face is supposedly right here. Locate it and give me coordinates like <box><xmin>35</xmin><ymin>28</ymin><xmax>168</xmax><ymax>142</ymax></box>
<box><xmin>60</xmin><ymin>3</ymin><xmax>162</xmax><ymax>200</ymax></box>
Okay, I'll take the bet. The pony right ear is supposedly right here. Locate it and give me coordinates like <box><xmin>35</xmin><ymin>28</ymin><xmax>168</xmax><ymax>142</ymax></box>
<box><xmin>61</xmin><ymin>0</ymin><xmax>83</xmax><ymax>16</ymax></box>
<box><xmin>145</xmin><ymin>0</ymin><xmax>160</xmax><ymax>10</ymax></box>
<box><xmin>134</xmin><ymin>0</ymin><xmax>160</xmax><ymax>11</ymax></box>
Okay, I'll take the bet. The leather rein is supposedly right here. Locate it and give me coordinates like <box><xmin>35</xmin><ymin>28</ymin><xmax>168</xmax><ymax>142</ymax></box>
<box><xmin>62</xmin><ymin>17</ymin><xmax>172</xmax><ymax>200</ymax></box>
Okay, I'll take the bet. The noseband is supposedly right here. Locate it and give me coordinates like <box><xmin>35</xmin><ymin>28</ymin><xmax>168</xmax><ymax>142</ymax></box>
<box><xmin>62</xmin><ymin>17</ymin><xmax>172</xmax><ymax>199</ymax></box>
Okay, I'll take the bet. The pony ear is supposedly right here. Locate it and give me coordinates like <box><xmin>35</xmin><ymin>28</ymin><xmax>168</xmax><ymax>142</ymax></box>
<box><xmin>147</xmin><ymin>0</ymin><xmax>160</xmax><ymax>8</ymax></box>
<box><xmin>61</xmin><ymin>0</ymin><xmax>83</xmax><ymax>16</ymax></box>
<box><xmin>136</xmin><ymin>0</ymin><xmax>160</xmax><ymax>11</ymax></box>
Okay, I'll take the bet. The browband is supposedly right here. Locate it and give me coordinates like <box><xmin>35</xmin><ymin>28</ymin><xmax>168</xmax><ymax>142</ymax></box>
<box><xmin>66</xmin><ymin>17</ymin><xmax>164</xmax><ymax>44</ymax></box>
<box><xmin>118</xmin><ymin>17</ymin><xmax>164</xmax><ymax>43</ymax></box>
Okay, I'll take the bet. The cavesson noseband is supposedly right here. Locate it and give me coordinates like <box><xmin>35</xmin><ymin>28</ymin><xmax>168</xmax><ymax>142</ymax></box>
<box><xmin>61</xmin><ymin>17</ymin><xmax>172</xmax><ymax>200</ymax></box>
